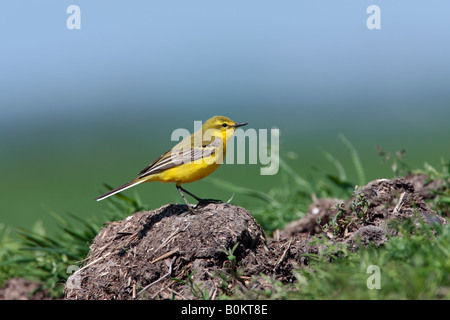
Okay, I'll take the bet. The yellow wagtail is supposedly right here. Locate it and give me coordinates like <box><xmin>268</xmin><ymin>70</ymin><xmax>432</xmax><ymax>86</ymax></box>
<box><xmin>95</xmin><ymin>116</ymin><xmax>247</xmax><ymax>209</ymax></box>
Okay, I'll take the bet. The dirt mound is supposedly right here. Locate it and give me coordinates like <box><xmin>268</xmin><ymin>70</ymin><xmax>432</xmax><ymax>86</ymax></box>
<box><xmin>280</xmin><ymin>196</ymin><xmax>342</xmax><ymax>238</ymax></box>
<box><xmin>64</xmin><ymin>177</ymin><xmax>446</xmax><ymax>300</ymax></box>
<box><xmin>280</xmin><ymin>178</ymin><xmax>445</xmax><ymax>244</ymax></box>
<box><xmin>65</xmin><ymin>203</ymin><xmax>319</xmax><ymax>299</ymax></box>
<box><xmin>344</xmin><ymin>178</ymin><xmax>445</xmax><ymax>236</ymax></box>
<box><xmin>405</xmin><ymin>173</ymin><xmax>445</xmax><ymax>200</ymax></box>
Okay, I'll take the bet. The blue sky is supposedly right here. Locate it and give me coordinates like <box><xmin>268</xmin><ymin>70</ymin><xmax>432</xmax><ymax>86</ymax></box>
<box><xmin>1</xmin><ymin>1</ymin><xmax>449</xmax><ymax>128</ymax></box>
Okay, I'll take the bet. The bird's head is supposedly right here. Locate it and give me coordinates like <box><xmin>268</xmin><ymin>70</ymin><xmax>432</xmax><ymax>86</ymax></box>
<box><xmin>202</xmin><ymin>116</ymin><xmax>248</xmax><ymax>134</ymax></box>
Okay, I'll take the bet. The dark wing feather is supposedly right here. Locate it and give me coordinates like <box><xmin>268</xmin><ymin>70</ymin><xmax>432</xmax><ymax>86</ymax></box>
<box><xmin>138</xmin><ymin>150</ymin><xmax>171</xmax><ymax>175</ymax></box>
<box><xmin>138</xmin><ymin>137</ymin><xmax>223</xmax><ymax>179</ymax></box>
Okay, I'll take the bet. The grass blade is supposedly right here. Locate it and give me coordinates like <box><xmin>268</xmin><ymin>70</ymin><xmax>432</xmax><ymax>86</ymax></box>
<box><xmin>339</xmin><ymin>134</ymin><xmax>366</xmax><ymax>186</ymax></box>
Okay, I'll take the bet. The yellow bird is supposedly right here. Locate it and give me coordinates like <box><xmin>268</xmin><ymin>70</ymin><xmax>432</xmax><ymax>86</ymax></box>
<box><xmin>95</xmin><ymin>116</ymin><xmax>247</xmax><ymax>209</ymax></box>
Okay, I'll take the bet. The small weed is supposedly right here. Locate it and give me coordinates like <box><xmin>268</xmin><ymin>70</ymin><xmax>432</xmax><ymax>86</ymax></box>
<box><xmin>172</xmin><ymin>270</ymin><xmax>210</xmax><ymax>300</ymax></box>
<box><xmin>321</xmin><ymin>188</ymin><xmax>371</xmax><ymax>238</ymax></box>
<box><xmin>217</xmin><ymin>242</ymin><xmax>244</xmax><ymax>296</ymax></box>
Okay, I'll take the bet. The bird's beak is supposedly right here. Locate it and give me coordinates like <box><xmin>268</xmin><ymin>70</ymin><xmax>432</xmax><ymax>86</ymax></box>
<box><xmin>232</xmin><ymin>122</ymin><xmax>248</xmax><ymax>128</ymax></box>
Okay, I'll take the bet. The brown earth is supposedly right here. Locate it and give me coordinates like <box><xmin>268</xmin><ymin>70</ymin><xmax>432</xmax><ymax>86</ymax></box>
<box><xmin>63</xmin><ymin>176</ymin><xmax>446</xmax><ymax>300</ymax></box>
<box><xmin>63</xmin><ymin>203</ymin><xmax>324</xmax><ymax>299</ymax></box>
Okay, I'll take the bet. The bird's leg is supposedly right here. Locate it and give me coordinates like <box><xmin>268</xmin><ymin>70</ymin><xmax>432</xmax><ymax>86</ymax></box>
<box><xmin>176</xmin><ymin>185</ymin><xmax>197</xmax><ymax>214</ymax></box>
<box><xmin>177</xmin><ymin>185</ymin><xmax>222</xmax><ymax>208</ymax></box>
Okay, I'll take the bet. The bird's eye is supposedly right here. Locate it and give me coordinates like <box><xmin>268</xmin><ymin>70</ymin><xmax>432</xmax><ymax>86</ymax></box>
<box><xmin>222</xmin><ymin>123</ymin><xmax>228</xmax><ymax>127</ymax></box>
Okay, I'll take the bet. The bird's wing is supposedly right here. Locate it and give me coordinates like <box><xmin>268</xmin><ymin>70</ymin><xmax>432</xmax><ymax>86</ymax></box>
<box><xmin>137</xmin><ymin>137</ymin><xmax>223</xmax><ymax>179</ymax></box>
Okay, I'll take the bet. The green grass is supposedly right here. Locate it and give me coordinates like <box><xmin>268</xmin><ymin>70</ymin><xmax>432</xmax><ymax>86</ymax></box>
<box><xmin>254</xmin><ymin>221</ymin><xmax>450</xmax><ymax>300</ymax></box>
<box><xmin>0</xmin><ymin>140</ymin><xmax>448</xmax><ymax>299</ymax></box>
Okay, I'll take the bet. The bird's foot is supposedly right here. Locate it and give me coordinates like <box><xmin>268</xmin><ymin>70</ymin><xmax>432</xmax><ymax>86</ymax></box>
<box><xmin>186</xmin><ymin>205</ymin><xmax>198</xmax><ymax>214</ymax></box>
<box><xmin>194</xmin><ymin>198</ymin><xmax>223</xmax><ymax>209</ymax></box>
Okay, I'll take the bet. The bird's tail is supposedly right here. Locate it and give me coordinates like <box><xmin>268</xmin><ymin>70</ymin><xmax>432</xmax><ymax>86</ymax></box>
<box><xmin>95</xmin><ymin>179</ymin><xmax>144</xmax><ymax>201</ymax></box>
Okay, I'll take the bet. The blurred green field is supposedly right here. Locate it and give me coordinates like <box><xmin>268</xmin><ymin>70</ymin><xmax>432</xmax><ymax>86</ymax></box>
<box><xmin>1</xmin><ymin>106</ymin><xmax>449</xmax><ymax>234</ymax></box>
